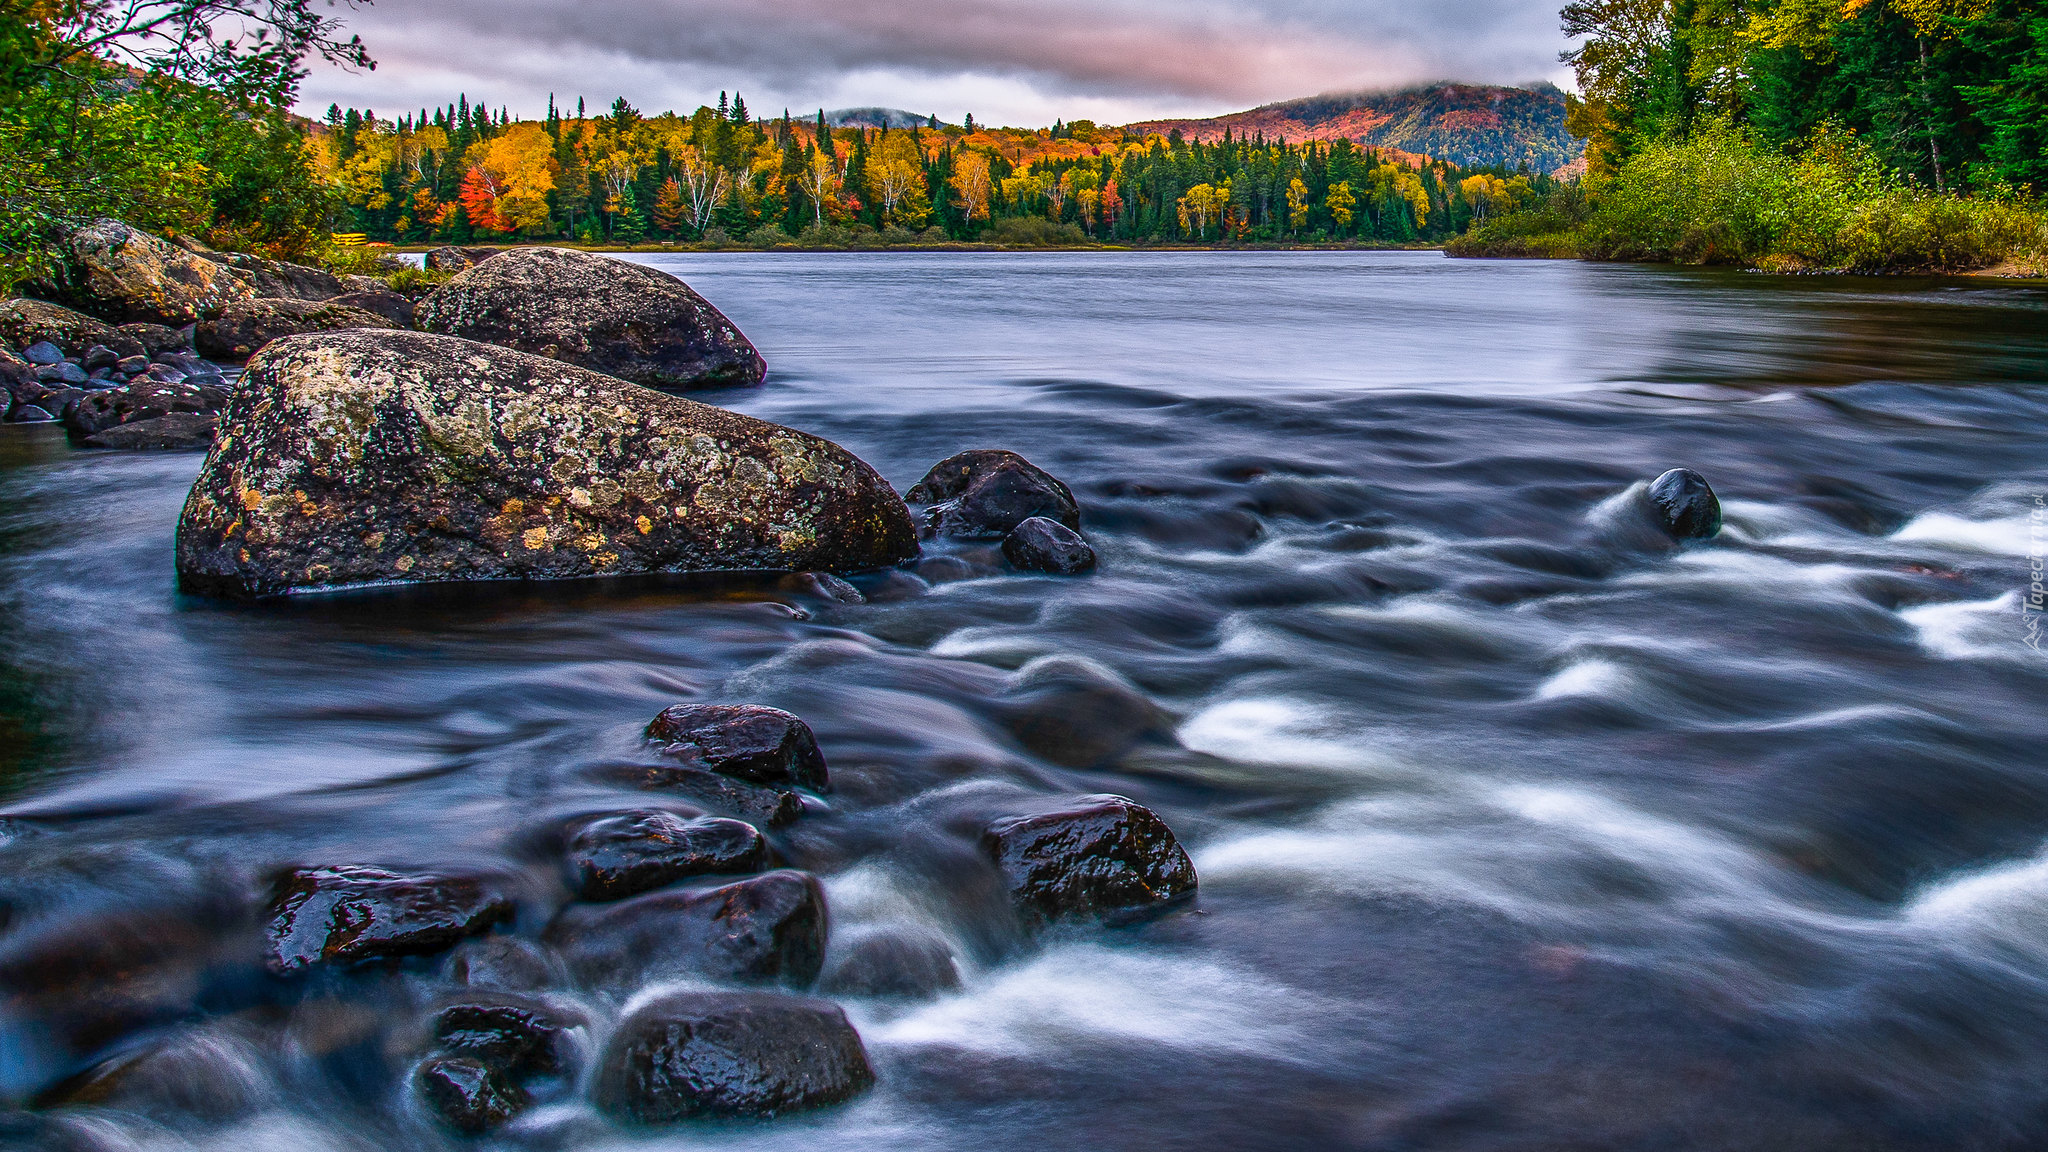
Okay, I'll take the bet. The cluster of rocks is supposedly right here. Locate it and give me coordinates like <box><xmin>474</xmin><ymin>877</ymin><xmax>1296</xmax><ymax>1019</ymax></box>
<box><xmin>231</xmin><ymin>702</ymin><xmax>1196</xmax><ymax>1133</ymax></box>
<box><xmin>0</xmin><ymin>300</ymin><xmax>232</xmax><ymax>447</ymax></box>
<box><xmin>909</xmin><ymin>448</ymin><xmax>1100</xmax><ymax>574</ymax></box>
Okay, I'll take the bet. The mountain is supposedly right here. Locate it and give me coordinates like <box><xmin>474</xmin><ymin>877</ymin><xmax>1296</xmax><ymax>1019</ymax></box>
<box><xmin>826</xmin><ymin>107</ymin><xmax>937</xmax><ymax>130</ymax></box>
<box><xmin>1125</xmin><ymin>83</ymin><xmax>1582</xmax><ymax>173</ymax></box>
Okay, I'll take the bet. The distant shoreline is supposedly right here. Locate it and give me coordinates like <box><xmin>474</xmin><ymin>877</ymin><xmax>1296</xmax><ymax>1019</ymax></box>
<box><xmin>386</xmin><ymin>241</ymin><xmax>1449</xmax><ymax>256</ymax></box>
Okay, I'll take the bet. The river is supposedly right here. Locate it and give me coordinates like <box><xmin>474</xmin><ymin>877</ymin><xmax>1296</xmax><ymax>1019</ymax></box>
<box><xmin>2</xmin><ymin>250</ymin><xmax>2046</xmax><ymax>1150</ymax></box>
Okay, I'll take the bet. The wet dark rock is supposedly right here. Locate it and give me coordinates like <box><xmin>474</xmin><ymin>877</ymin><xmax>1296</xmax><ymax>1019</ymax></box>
<box><xmin>113</xmin><ymin>355</ymin><xmax>149</xmax><ymax>375</ymax></box>
<box><xmin>153</xmin><ymin>349</ymin><xmax>209</xmax><ymax>376</ymax></box>
<box><xmin>174</xmin><ymin>329</ymin><xmax>916</xmax><ymax>599</ymax></box>
<box><xmin>80</xmin><ymin>345</ymin><xmax>118</xmax><ymax>372</ymax></box>
<box><xmin>594</xmin><ymin>990</ymin><xmax>873</xmax><ymax>1122</ymax></box>
<box><xmin>36</xmin><ymin>362</ymin><xmax>87</xmax><ymax>386</ymax></box>
<box><xmin>777</xmin><ymin>570</ymin><xmax>865</xmax><ymax>603</ymax></box>
<box><xmin>22</xmin><ymin>342</ymin><xmax>63</xmax><ymax>366</ymax></box>
<box><xmin>921</xmin><ymin>453</ymin><xmax>1083</xmax><ymax>541</ymax></box>
<box><xmin>331</xmin><ymin>288</ymin><xmax>416</xmax><ymax>328</ymax></box>
<box><xmin>64</xmin><ymin>378</ymin><xmax>227</xmax><ymax>437</ymax></box>
<box><xmin>33</xmin><ymin>389</ymin><xmax>84</xmax><ymax>419</ymax></box>
<box><xmin>0</xmin><ymin>299</ymin><xmax>142</xmax><ymax>361</ymax></box>
<box><xmin>566</xmin><ymin>810</ymin><xmax>771</xmax><ymax>901</ymax></box>
<box><xmin>8</xmin><ymin>405</ymin><xmax>53</xmax><ymax>424</ymax></box>
<box><xmin>264</xmin><ymin>865</ymin><xmax>514</xmax><ymax>975</ymax></box>
<box><xmin>195</xmin><ymin>297</ymin><xmax>397</xmax><ymax>361</ymax></box>
<box><xmin>1002</xmin><ymin>516</ymin><xmax>1097</xmax><ymax>574</ymax></box>
<box><xmin>424</xmin><ymin>246</ymin><xmax>503</xmax><ymax>273</ymax></box>
<box><xmin>589</xmin><ymin>761</ymin><xmax>804</xmax><ymax>828</ymax></box>
<box><xmin>1647</xmin><ymin>468</ymin><xmax>1722</xmax><ymax>540</ymax></box>
<box><xmin>49</xmin><ymin>220</ymin><xmax>254</xmax><ymax>324</ymax></box>
<box><xmin>819</xmin><ymin>930</ymin><xmax>961</xmax><ymax>998</ymax></box>
<box><xmin>645</xmin><ymin>703</ymin><xmax>830</xmax><ymax>790</ymax></box>
<box><xmin>80</xmin><ymin>412</ymin><xmax>218</xmax><ymax>450</ymax></box>
<box><xmin>994</xmin><ymin>655</ymin><xmax>1174</xmax><ymax>768</ymax></box>
<box><xmin>116</xmin><ymin>322</ymin><xmax>188</xmax><ymax>357</ymax></box>
<box><xmin>416</xmin><ymin>1055</ymin><xmax>527</xmax><ymax>1133</ymax></box>
<box><xmin>982</xmin><ymin>794</ymin><xmax>1198</xmax><ymax>925</ymax></box>
<box><xmin>433</xmin><ymin>998</ymin><xmax>578</xmax><ymax>1077</ymax></box>
<box><xmin>416</xmin><ymin>247</ymin><xmax>767</xmax><ymax>391</ymax></box>
<box><xmin>546</xmin><ymin>870</ymin><xmax>826</xmax><ymax>988</ymax></box>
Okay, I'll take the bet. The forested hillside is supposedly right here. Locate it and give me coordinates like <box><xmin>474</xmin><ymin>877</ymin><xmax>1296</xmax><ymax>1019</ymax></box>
<box><xmin>1127</xmin><ymin>84</ymin><xmax>1582</xmax><ymax>174</ymax></box>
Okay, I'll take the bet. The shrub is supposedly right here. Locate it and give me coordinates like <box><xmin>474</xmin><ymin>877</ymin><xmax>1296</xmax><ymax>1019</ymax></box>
<box><xmin>987</xmin><ymin>216</ymin><xmax>1089</xmax><ymax>247</ymax></box>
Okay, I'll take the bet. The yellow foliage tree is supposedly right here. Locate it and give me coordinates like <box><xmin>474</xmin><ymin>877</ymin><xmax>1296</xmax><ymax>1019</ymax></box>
<box><xmin>951</xmin><ymin>151</ymin><xmax>992</xmax><ymax>223</ymax></box>
<box><xmin>475</xmin><ymin>123</ymin><xmax>558</xmax><ymax>234</ymax></box>
<box><xmin>1326</xmin><ymin>181</ymin><xmax>1357</xmax><ymax>230</ymax></box>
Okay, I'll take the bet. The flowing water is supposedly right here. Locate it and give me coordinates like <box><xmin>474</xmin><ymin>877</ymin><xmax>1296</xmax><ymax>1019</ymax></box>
<box><xmin>2</xmin><ymin>251</ymin><xmax>2047</xmax><ymax>1150</ymax></box>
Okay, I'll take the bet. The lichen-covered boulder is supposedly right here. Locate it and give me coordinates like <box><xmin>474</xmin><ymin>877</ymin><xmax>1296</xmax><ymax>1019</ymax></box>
<box><xmin>51</xmin><ymin>220</ymin><xmax>253</xmax><ymax>324</ymax></box>
<box><xmin>195</xmin><ymin>297</ymin><xmax>397</xmax><ymax>361</ymax></box>
<box><xmin>416</xmin><ymin>247</ymin><xmax>766</xmax><ymax>391</ymax></box>
<box><xmin>174</xmin><ymin>330</ymin><xmax>917</xmax><ymax>599</ymax></box>
<box><xmin>0</xmin><ymin>298</ymin><xmax>145</xmax><ymax>360</ymax></box>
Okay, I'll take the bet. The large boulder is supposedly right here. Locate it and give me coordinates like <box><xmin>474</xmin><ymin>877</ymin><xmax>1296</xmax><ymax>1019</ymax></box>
<box><xmin>264</xmin><ymin>865</ymin><xmax>514</xmax><ymax>975</ymax></box>
<box><xmin>415</xmin><ymin>247</ymin><xmax>766</xmax><ymax>391</ymax></box>
<box><xmin>982</xmin><ymin>795</ymin><xmax>1197</xmax><ymax>925</ymax></box>
<box><xmin>195</xmin><ymin>297</ymin><xmax>397</xmax><ymax>361</ymax></box>
<box><xmin>174</xmin><ymin>330</ymin><xmax>918</xmax><ymax>599</ymax></box>
<box><xmin>0</xmin><ymin>298</ymin><xmax>144</xmax><ymax>360</ymax></box>
<box><xmin>594</xmin><ymin>991</ymin><xmax>873</xmax><ymax>1122</ymax></box>
<box><xmin>208</xmin><ymin>251</ymin><xmax>347</xmax><ymax>301</ymax></box>
<box><xmin>331</xmin><ymin>288</ymin><xmax>415</xmax><ymax>328</ymax></box>
<box><xmin>545</xmin><ymin>870</ymin><xmax>826</xmax><ymax>988</ymax></box>
<box><xmin>50</xmin><ymin>220</ymin><xmax>253</xmax><ymax>324</ymax></box>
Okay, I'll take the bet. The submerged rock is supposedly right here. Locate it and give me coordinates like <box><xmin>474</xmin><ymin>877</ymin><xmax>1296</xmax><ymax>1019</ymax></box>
<box><xmin>645</xmin><ymin>703</ymin><xmax>830</xmax><ymax>790</ymax></box>
<box><xmin>913</xmin><ymin>450</ymin><xmax>1082</xmax><ymax>540</ymax></box>
<box><xmin>1647</xmin><ymin>468</ymin><xmax>1723</xmax><ymax>540</ymax></box>
<box><xmin>416</xmin><ymin>1055</ymin><xmax>527</xmax><ymax>1133</ymax></box>
<box><xmin>195</xmin><ymin>297</ymin><xmax>396</xmax><ymax>361</ymax></box>
<box><xmin>34</xmin><ymin>1025</ymin><xmax>269</xmax><ymax>1122</ymax></box>
<box><xmin>1002</xmin><ymin>516</ymin><xmax>1097</xmax><ymax>574</ymax></box>
<box><xmin>264</xmin><ymin>865</ymin><xmax>514</xmax><ymax>975</ymax></box>
<box><xmin>566</xmin><ymin>810</ymin><xmax>770</xmax><ymax>901</ymax></box>
<box><xmin>588</xmin><ymin>761</ymin><xmax>805</xmax><ymax>828</ymax></box>
<box><xmin>50</xmin><ymin>220</ymin><xmax>254</xmax><ymax>324</ymax></box>
<box><xmin>174</xmin><ymin>329</ymin><xmax>918</xmax><ymax>599</ymax></box>
<box><xmin>415</xmin><ymin>247</ymin><xmax>766</xmax><ymax>391</ymax></box>
<box><xmin>546</xmin><ymin>870</ymin><xmax>825</xmax><ymax>988</ymax></box>
<box><xmin>995</xmin><ymin>655</ymin><xmax>1173</xmax><ymax>768</ymax></box>
<box><xmin>818</xmin><ymin>929</ymin><xmax>961</xmax><ymax>999</ymax></box>
<box><xmin>79</xmin><ymin>412</ymin><xmax>218</xmax><ymax>450</ymax></box>
<box><xmin>594</xmin><ymin>990</ymin><xmax>873</xmax><ymax>1122</ymax></box>
<box><xmin>982</xmin><ymin>795</ymin><xmax>1197</xmax><ymax>925</ymax></box>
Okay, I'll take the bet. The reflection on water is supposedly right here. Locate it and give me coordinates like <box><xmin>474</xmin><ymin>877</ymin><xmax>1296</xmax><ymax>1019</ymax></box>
<box><xmin>0</xmin><ymin>252</ymin><xmax>2046</xmax><ymax>1150</ymax></box>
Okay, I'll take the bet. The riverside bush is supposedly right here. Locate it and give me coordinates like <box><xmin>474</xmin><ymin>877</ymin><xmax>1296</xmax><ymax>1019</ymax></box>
<box><xmin>1457</xmin><ymin>121</ymin><xmax>2047</xmax><ymax>273</ymax></box>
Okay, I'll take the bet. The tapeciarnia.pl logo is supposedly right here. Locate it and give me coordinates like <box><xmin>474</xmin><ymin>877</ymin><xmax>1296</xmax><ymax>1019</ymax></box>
<box><xmin>2027</xmin><ymin>493</ymin><xmax>2044</xmax><ymax>652</ymax></box>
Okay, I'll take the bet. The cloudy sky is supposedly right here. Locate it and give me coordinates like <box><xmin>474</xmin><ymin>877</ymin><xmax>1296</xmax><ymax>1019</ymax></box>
<box><xmin>298</xmin><ymin>0</ymin><xmax>1575</xmax><ymax>127</ymax></box>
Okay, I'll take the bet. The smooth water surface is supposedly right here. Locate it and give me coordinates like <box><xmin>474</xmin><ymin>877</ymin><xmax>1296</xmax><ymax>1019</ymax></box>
<box><xmin>2</xmin><ymin>251</ymin><xmax>2047</xmax><ymax>1150</ymax></box>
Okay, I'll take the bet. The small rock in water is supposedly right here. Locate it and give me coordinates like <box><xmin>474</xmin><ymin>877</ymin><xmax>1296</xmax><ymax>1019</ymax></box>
<box><xmin>983</xmin><ymin>795</ymin><xmax>1198</xmax><ymax>925</ymax></box>
<box><xmin>113</xmin><ymin>355</ymin><xmax>150</xmax><ymax>375</ymax></box>
<box><xmin>8</xmin><ymin>405</ymin><xmax>54</xmax><ymax>424</ymax></box>
<box><xmin>65</xmin><ymin>378</ymin><xmax>226</xmax><ymax>437</ymax></box>
<box><xmin>819</xmin><ymin>929</ymin><xmax>962</xmax><ymax>998</ymax></box>
<box><xmin>433</xmin><ymin>998</ymin><xmax>579</xmax><ymax>1077</ymax></box>
<box><xmin>594</xmin><ymin>990</ymin><xmax>874</xmax><ymax>1122</ymax></box>
<box><xmin>995</xmin><ymin>655</ymin><xmax>1172</xmax><ymax>768</ymax></box>
<box><xmin>36</xmin><ymin>362</ymin><xmax>87</xmax><ymax>386</ymax></box>
<box><xmin>1002</xmin><ymin>516</ymin><xmax>1097</xmax><ymax>574</ymax></box>
<box><xmin>416</xmin><ymin>1054</ymin><xmax>527</xmax><ymax>1133</ymax></box>
<box><xmin>925</xmin><ymin>464</ymin><xmax>1083</xmax><ymax>540</ymax></box>
<box><xmin>80</xmin><ymin>345</ymin><xmax>118</xmax><ymax>371</ymax></box>
<box><xmin>908</xmin><ymin>448</ymin><xmax>1078</xmax><ymax>508</ymax></box>
<box><xmin>546</xmin><ymin>870</ymin><xmax>826</xmax><ymax>988</ymax></box>
<box><xmin>566</xmin><ymin>810</ymin><xmax>770</xmax><ymax>901</ymax></box>
<box><xmin>1647</xmin><ymin>468</ymin><xmax>1723</xmax><ymax>540</ymax></box>
<box><xmin>777</xmin><ymin>570</ymin><xmax>866</xmax><ymax>603</ymax></box>
<box><xmin>21</xmin><ymin>342</ymin><xmax>63</xmax><ymax>366</ymax></box>
<box><xmin>35</xmin><ymin>1025</ymin><xmax>269</xmax><ymax>1122</ymax></box>
<box><xmin>444</xmin><ymin>935</ymin><xmax>562</xmax><ymax>991</ymax></box>
<box><xmin>264</xmin><ymin>865</ymin><xmax>513</xmax><ymax>975</ymax></box>
<box><xmin>588</xmin><ymin>760</ymin><xmax>805</xmax><ymax>828</ymax></box>
<box><xmin>80</xmin><ymin>412</ymin><xmax>217</xmax><ymax>450</ymax></box>
<box><xmin>645</xmin><ymin>703</ymin><xmax>830</xmax><ymax>791</ymax></box>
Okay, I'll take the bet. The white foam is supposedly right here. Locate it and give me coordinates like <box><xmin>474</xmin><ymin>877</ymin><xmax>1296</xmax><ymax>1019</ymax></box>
<box><xmin>1177</xmin><ymin>697</ymin><xmax>1412</xmax><ymax>777</ymax></box>
<box><xmin>1892</xmin><ymin>511</ymin><xmax>2036</xmax><ymax>557</ymax></box>
<box><xmin>871</xmin><ymin>944</ymin><xmax>1335</xmax><ymax>1065</ymax></box>
<box><xmin>1901</xmin><ymin>592</ymin><xmax>2034</xmax><ymax>661</ymax></box>
<box><xmin>1534</xmin><ymin>657</ymin><xmax>1632</xmax><ymax>700</ymax></box>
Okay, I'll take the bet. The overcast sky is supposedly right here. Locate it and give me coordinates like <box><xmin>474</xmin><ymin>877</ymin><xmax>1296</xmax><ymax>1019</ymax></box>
<box><xmin>298</xmin><ymin>0</ymin><xmax>1576</xmax><ymax>127</ymax></box>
